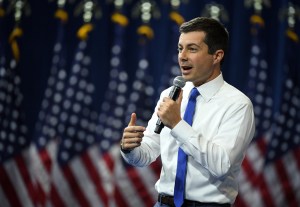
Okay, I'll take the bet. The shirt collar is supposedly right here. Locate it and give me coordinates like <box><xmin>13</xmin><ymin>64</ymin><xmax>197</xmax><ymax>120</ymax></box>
<box><xmin>185</xmin><ymin>73</ymin><xmax>224</xmax><ymax>102</ymax></box>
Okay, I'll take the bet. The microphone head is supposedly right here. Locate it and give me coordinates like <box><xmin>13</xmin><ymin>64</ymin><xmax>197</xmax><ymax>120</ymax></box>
<box><xmin>173</xmin><ymin>76</ymin><xmax>186</xmax><ymax>88</ymax></box>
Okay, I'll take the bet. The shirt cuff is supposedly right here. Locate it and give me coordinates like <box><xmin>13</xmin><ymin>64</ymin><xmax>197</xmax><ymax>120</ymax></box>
<box><xmin>170</xmin><ymin>120</ymin><xmax>195</xmax><ymax>144</ymax></box>
<box><xmin>120</xmin><ymin>148</ymin><xmax>138</xmax><ymax>163</ymax></box>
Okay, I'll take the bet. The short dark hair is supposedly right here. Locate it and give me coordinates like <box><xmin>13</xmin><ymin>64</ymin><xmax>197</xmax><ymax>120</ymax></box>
<box><xmin>179</xmin><ymin>17</ymin><xmax>229</xmax><ymax>64</ymax></box>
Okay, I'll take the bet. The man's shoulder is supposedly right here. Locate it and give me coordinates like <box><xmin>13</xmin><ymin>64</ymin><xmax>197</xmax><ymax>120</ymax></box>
<box><xmin>221</xmin><ymin>81</ymin><xmax>252</xmax><ymax>105</ymax></box>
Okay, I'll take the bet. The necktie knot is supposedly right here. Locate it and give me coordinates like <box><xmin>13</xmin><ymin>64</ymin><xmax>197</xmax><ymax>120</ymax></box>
<box><xmin>189</xmin><ymin>87</ymin><xmax>200</xmax><ymax>101</ymax></box>
<box><xmin>183</xmin><ymin>88</ymin><xmax>199</xmax><ymax>126</ymax></box>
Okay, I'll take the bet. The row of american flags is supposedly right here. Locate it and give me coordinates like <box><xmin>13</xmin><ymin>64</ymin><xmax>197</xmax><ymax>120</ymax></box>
<box><xmin>235</xmin><ymin>11</ymin><xmax>300</xmax><ymax>207</ymax></box>
<box><xmin>1</xmin><ymin>1</ymin><xmax>300</xmax><ymax>207</ymax></box>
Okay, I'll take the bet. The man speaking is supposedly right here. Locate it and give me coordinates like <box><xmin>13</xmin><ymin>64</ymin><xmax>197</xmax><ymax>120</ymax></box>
<box><xmin>120</xmin><ymin>17</ymin><xmax>255</xmax><ymax>207</ymax></box>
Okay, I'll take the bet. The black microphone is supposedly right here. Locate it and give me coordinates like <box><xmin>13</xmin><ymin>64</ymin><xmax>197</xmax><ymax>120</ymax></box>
<box><xmin>154</xmin><ymin>76</ymin><xmax>186</xmax><ymax>134</ymax></box>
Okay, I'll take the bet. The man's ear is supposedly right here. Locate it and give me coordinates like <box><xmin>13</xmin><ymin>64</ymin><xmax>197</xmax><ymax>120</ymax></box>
<box><xmin>213</xmin><ymin>50</ymin><xmax>224</xmax><ymax>64</ymax></box>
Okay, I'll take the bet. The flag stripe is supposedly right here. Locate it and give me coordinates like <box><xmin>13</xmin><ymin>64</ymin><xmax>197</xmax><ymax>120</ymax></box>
<box><xmin>31</xmin><ymin>142</ymin><xmax>64</xmax><ymax>206</ymax></box>
<box><xmin>114</xmin><ymin>185</ymin><xmax>128</xmax><ymax>207</ymax></box>
<box><xmin>15</xmin><ymin>153</ymin><xmax>39</xmax><ymax>206</ymax></box>
<box><xmin>39</xmin><ymin>147</ymin><xmax>53</xmax><ymax>173</ymax></box>
<box><xmin>62</xmin><ymin>165</ymin><xmax>90</xmax><ymax>206</ymax></box>
<box><xmin>127</xmin><ymin>167</ymin><xmax>155</xmax><ymax>206</ymax></box>
<box><xmin>264</xmin><ymin>164</ymin><xmax>285</xmax><ymax>206</ymax></box>
<box><xmin>238</xmin><ymin>169</ymin><xmax>264</xmax><ymax>207</ymax></box>
<box><xmin>81</xmin><ymin>151</ymin><xmax>110</xmax><ymax>206</ymax></box>
<box><xmin>101</xmin><ymin>147</ymin><xmax>129</xmax><ymax>207</ymax></box>
<box><xmin>240</xmin><ymin>138</ymin><xmax>276</xmax><ymax>207</ymax></box>
<box><xmin>103</xmin><ymin>151</ymin><xmax>115</xmax><ymax>172</ymax></box>
<box><xmin>30</xmin><ymin>147</ymin><xmax>48</xmax><ymax>205</ymax></box>
<box><xmin>256</xmin><ymin>165</ymin><xmax>276</xmax><ymax>205</ymax></box>
<box><xmin>0</xmin><ymin>186</ymin><xmax>11</xmax><ymax>207</ymax></box>
<box><xmin>149</xmin><ymin>161</ymin><xmax>162</xmax><ymax>178</ymax></box>
<box><xmin>293</xmin><ymin>148</ymin><xmax>300</xmax><ymax>179</ymax></box>
<box><xmin>50</xmin><ymin>182</ymin><xmax>66</xmax><ymax>207</ymax></box>
<box><xmin>0</xmin><ymin>164</ymin><xmax>22</xmax><ymax>207</ymax></box>
<box><xmin>241</xmin><ymin>157</ymin><xmax>257</xmax><ymax>184</ymax></box>
<box><xmin>137</xmin><ymin>166</ymin><xmax>158</xmax><ymax>199</ymax></box>
<box><xmin>35</xmin><ymin>180</ymin><xmax>47</xmax><ymax>205</ymax></box>
<box><xmin>292</xmin><ymin>152</ymin><xmax>300</xmax><ymax>204</ymax></box>
<box><xmin>70</xmin><ymin>157</ymin><xmax>103</xmax><ymax>206</ymax></box>
<box><xmin>242</xmin><ymin>140</ymin><xmax>266</xmax><ymax>184</ymax></box>
<box><xmin>5</xmin><ymin>159</ymin><xmax>34</xmax><ymax>207</ymax></box>
<box><xmin>275</xmin><ymin>159</ymin><xmax>297</xmax><ymax>207</ymax></box>
<box><xmin>114</xmin><ymin>153</ymin><xmax>145</xmax><ymax>206</ymax></box>
<box><xmin>234</xmin><ymin>193</ymin><xmax>248</xmax><ymax>207</ymax></box>
<box><xmin>283</xmin><ymin>152</ymin><xmax>300</xmax><ymax>205</ymax></box>
<box><xmin>52</xmin><ymin>164</ymin><xmax>80</xmax><ymax>207</ymax></box>
<box><xmin>89</xmin><ymin>147</ymin><xmax>115</xmax><ymax>202</ymax></box>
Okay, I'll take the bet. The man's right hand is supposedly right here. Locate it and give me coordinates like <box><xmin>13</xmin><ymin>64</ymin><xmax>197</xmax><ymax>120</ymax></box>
<box><xmin>121</xmin><ymin>113</ymin><xmax>145</xmax><ymax>152</ymax></box>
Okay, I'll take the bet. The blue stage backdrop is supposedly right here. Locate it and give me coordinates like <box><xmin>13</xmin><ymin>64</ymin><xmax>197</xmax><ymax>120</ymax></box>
<box><xmin>0</xmin><ymin>0</ymin><xmax>299</xmax><ymax>207</ymax></box>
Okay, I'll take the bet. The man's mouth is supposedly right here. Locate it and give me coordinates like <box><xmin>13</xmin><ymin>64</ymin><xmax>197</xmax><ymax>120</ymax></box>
<box><xmin>181</xmin><ymin>66</ymin><xmax>192</xmax><ymax>70</ymax></box>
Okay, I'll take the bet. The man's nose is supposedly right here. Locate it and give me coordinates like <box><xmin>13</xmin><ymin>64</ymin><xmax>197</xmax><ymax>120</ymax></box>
<box><xmin>178</xmin><ymin>50</ymin><xmax>188</xmax><ymax>61</ymax></box>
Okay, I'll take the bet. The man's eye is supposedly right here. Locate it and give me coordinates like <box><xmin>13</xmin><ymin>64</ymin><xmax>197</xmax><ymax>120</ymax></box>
<box><xmin>189</xmin><ymin>48</ymin><xmax>197</xmax><ymax>52</ymax></box>
<box><xmin>177</xmin><ymin>48</ymin><xmax>182</xmax><ymax>52</ymax></box>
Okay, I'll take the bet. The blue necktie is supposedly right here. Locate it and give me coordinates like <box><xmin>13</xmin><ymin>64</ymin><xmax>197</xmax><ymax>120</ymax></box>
<box><xmin>174</xmin><ymin>87</ymin><xmax>200</xmax><ymax>207</ymax></box>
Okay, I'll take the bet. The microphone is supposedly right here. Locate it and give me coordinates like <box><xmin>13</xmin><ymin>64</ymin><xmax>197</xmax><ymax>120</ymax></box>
<box><xmin>154</xmin><ymin>76</ymin><xmax>186</xmax><ymax>134</ymax></box>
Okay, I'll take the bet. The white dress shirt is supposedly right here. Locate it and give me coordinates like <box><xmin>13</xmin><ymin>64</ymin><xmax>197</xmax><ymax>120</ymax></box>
<box><xmin>121</xmin><ymin>73</ymin><xmax>255</xmax><ymax>204</ymax></box>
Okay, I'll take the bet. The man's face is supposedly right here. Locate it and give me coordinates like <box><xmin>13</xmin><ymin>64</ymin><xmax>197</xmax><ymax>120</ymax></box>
<box><xmin>178</xmin><ymin>31</ymin><xmax>221</xmax><ymax>87</ymax></box>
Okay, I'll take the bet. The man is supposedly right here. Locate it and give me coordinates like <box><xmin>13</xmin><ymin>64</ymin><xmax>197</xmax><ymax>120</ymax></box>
<box><xmin>120</xmin><ymin>17</ymin><xmax>255</xmax><ymax>207</ymax></box>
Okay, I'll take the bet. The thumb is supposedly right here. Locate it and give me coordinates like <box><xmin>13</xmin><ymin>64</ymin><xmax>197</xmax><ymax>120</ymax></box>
<box><xmin>128</xmin><ymin>113</ymin><xmax>137</xmax><ymax>126</ymax></box>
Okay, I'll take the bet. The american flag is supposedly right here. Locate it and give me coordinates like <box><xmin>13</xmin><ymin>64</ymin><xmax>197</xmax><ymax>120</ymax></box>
<box><xmin>96</xmin><ymin>11</ymin><xmax>133</xmax><ymax>207</ymax></box>
<box><xmin>53</xmin><ymin>37</ymin><xmax>109</xmax><ymax>207</ymax></box>
<box><xmin>123</xmin><ymin>22</ymin><xmax>161</xmax><ymax>206</ymax></box>
<box><xmin>235</xmin><ymin>15</ymin><xmax>300</xmax><ymax>207</ymax></box>
<box><xmin>259</xmin><ymin>28</ymin><xmax>300</xmax><ymax>207</ymax></box>
<box><xmin>97</xmin><ymin>11</ymin><xmax>160</xmax><ymax>206</ymax></box>
<box><xmin>157</xmin><ymin>11</ymin><xmax>183</xmax><ymax>96</ymax></box>
<box><xmin>234</xmin><ymin>14</ymin><xmax>274</xmax><ymax>207</ymax></box>
<box><xmin>30</xmin><ymin>8</ymin><xmax>111</xmax><ymax>205</ymax></box>
<box><xmin>29</xmin><ymin>10</ymin><xmax>70</xmax><ymax>206</ymax></box>
<box><xmin>0</xmin><ymin>27</ymin><xmax>39</xmax><ymax>207</ymax></box>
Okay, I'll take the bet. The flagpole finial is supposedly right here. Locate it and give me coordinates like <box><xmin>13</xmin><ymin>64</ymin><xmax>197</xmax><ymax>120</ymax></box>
<box><xmin>201</xmin><ymin>3</ymin><xmax>229</xmax><ymax>23</ymax></box>
<box><xmin>6</xmin><ymin>0</ymin><xmax>31</xmax><ymax>25</ymax></box>
<box><xmin>14</xmin><ymin>0</ymin><xmax>23</xmax><ymax>22</ymax></box>
<box><xmin>163</xmin><ymin>0</ymin><xmax>188</xmax><ymax>10</ymax></box>
<box><xmin>170</xmin><ymin>0</ymin><xmax>181</xmax><ymax>10</ymax></box>
<box><xmin>74</xmin><ymin>0</ymin><xmax>101</xmax><ymax>23</ymax></box>
<box><xmin>113</xmin><ymin>0</ymin><xmax>125</xmax><ymax>10</ymax></box>
<box><xmin>106</xmin><ymin>0</ymin><xmax>131</xmax><ymax>11</ymax></box>
<box><xmin>57</xmin><ymin>0</ymin><xmax>66</xmax><ymax>8</ymax></box>
<box><xmin>83</xmin><ymin>0</ymin><xmax>93</xmax><ymax>22</ymax></box>
<box><xmin>161</xmin><ymin>0</ymin><xmax>188</xmax><ymax>12</ymax></box>
<box><xmin>287</xmin><ymin>2</ymin><xmax>298</xmax><ymax>29</ymax></box>
<box><xmin>244</xmin><ymin>0</ymin><xmax>271</xmax><ymax>15</ymax></box>
<box><xmin>49</xmin><ymin>0</ymin><xmax>76</xmax><ymax>8</ymax></box>
<box><xmin>279</xmin><ymin>2</ymin><xmax>300</xmax><ymax>29</ymax></box>
<box><xmin>132</xmin><ymin>0</ymin><xmax>160</xmax><ymax>24</ymax></box>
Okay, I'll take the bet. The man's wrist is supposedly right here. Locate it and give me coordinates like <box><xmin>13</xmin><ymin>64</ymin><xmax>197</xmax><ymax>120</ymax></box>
<box><xmin>170</xmin><ymin>118</ymin><xmax>182</xmax><ymax>129</ymax></box>
<box><xmin>120</xmin><ymin>140</ymin><xmax>132</xmax><ymax>154</ymax></box>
